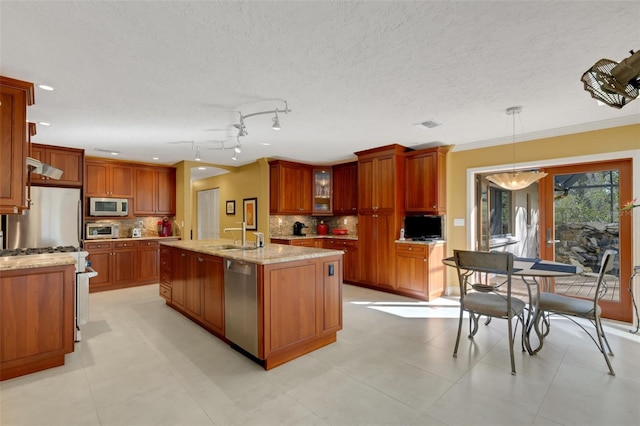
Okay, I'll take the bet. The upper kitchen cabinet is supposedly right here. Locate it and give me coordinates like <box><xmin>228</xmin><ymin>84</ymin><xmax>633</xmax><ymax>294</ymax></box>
<box><xmin>332</xmin><ymin>161</ymin><xmax>358</xmax><ymax>214</ymax></box>
<box><xmin>269</xmin><ymin>160</ymin><xmax>312</xmax><ymax>214</ymax></box>
<box><xmin>30</xmin><ymin>143</ymin><xmax>84</xmax><ymax>187</ymax></box>
<box><xmin>405</xmin><ymin>146</ymin><xmax>449</xmax><ymax>214</ymax></box>
<box><xmin>85</xmin><ymin>158</ymin><xmax>134</xmax><ymax>198</ymax></box>
<box><xmin>0</xmin><ymin>76</ymin><xmax>34</xmax><ymax>214</ymax></box>
<box><xmin>313</xmin><ymin>167</ymin><xmax>332</xmax><ymax>215</ymax></box>
<box><xmin>133</xmin><ymin>166</ymin><xmax>176</xmax><ymax>216</ymax></box>
<box><xmin>356</xmin><ymin>144</ymin><xmax>406</xmax><ymax>215</ymax></box>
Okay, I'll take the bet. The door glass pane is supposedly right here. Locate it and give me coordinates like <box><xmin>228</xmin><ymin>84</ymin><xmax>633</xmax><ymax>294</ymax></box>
<box><xmin>553</xmin><ymin>170</ymin><xmax>620</xmax><ymax>302</ymax></box>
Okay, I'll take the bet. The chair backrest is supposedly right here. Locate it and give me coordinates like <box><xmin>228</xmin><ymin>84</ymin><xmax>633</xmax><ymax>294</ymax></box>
<box><xmin>453</xmin><ymin>250</ymin><xmax>514</xmax><ymax>296</ymax></box>
<box><xmin>594</xmin><ymin>249</ymin><xmax>617</xmax><ymax>304</ymax></box>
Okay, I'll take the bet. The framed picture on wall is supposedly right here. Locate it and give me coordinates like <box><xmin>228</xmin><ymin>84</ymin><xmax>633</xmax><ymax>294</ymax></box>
<box><xmin>243</xmin><ymin>198</ymin><xmax>257</xmax><ymax>230</ymax></box>
<box><xmin>226</xmin><ymin>200</ymin><xmax>236</xmax><ymax>215</ymax></box>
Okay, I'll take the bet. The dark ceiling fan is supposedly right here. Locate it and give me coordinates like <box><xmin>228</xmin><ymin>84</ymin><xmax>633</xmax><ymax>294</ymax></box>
<box><xmin>581</xmin><ymin>50</ymin><xmax>640</xmax><ymax>108</ymax></box>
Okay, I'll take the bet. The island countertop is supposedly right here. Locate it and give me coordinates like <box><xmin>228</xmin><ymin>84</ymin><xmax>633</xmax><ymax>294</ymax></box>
<box><xmin>0</xmin><ymin>253</ymin><xmax>76</xmax><ymax>272</ymax></box>
<box><xmin>159</xmin><ymin>238</ymin><xmax>344</xmax><ymax>265</ymax></box>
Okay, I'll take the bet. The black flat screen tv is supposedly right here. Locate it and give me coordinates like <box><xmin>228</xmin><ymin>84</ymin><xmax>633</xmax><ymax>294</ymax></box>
<box><xmin>404</xmin><ymin>215</ymin><xmax>444</xmax><ymax>240</ymax></box>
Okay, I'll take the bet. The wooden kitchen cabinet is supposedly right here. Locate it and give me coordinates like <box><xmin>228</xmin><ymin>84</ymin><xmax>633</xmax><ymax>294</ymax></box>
<box><xmin>269</xmin><ymin>160</ymin><xmax>313</xmax><ymax>214</ymax></box>
<box><xmin>0</xmin><ymin>264</ymin><xmax>75</xmax><ymax>380</ymax></box>
<box><xmin>200</xmin><ymin>255</ymin><xmax>225</xmax><ymax>336</ymax></box>
<box><xmin>405</xmin><ymin>147</ymin><xmax>449</xmax><ymax>214</ymax></box>
<box><xmin>85</xmin><ymin>240</ymin><xmax>164</xmax><ymax>292</ymax></box>
<box><xmin>133</xmin><ymin>166</ymin><xmax>176</xmax><ymax>216</ymax></box>
<box><xmin>30</xmin><ymin>143</ymin><xmax>84</xmax><ymax>187</ymax></box>
<box><xmin>395</xmin><ymin>242</ymin><xmax>445</xmax><ymax>300</ymax></box>
<box><xmin>184</xmin><ymin>251</ymin><xmax>203</xmax><ymax>319</ymax></box>
<box><xmin>313</xmin><ymin>168</ymin><xmax>332</xmax><ymax>215</ymax></box>
<box><xmin>332</xmin><ymin>161</ymin><xmax>358</xmax><ymax>214</ymax></box>
<box><xmin>355</xmin><ymin>145</ymin><xmax>405</xmax><ymax>291</ymax></box>
<box><xmin>323</xmin><ymin>238</ymin><xmax>359</xmax><ymax>283</ymax></box>
<box><xmin>159</xmin><ymin>246</ymin><xmax>171</xmax><ymax>301</ymax></box>
<box><xmin>358</xmin><ymin>214</ymin><xmax>395</xmax><ymax>289</ymax></box>
<box><xmin>170</xmin><ymin>248</ymin><xmax>187</xmax><ymax>309</ymax></box>
<box><xmin>137</xmin><ymin>240</ymin><xmax>160</xmax><ymax>283</ymax></box>
<box><xmin>0</xmin><ymin>76</ymin><xmax>34</xmax><ymax>214</ymax></box>
<box><xmin>84</xmin><ymin>158</ymin><xmax>134</xmax><ymax>198</ymax></box>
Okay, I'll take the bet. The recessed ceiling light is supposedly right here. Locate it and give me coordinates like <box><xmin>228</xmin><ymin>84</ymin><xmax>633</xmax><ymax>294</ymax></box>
<box><xmin>38</xmin><ymin>84</ymin><xmax>54</xmax><ymax>91</ymax></box>
<box><xmin>110</xmin><ymin>152</ymin><xmax>118</xmax><ymax>156</ymax></box>
<box><xmin>152</xmin><ymin>157</ymin><xmax>159</xmax><ymax>160</ymax></box>
<box><xmin>38</xmin><ymin>121</ymin><xmax>51</xmax><ymax>126</ymax></box>
<box><xmin>260</xmin><ymin>142</ymin><xmax>271</xmax><ymax>146</ymax></box>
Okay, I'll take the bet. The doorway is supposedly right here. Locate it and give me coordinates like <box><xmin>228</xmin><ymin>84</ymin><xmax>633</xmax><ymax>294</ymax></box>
<box><xmin>539</xmin><ymin>159</ymin><xmax>633</xmax><ymax>321</ymax></box>
<box><xmin>197</xmin><ymin>188</ymin><xmax>220</xmax><ymax>240</ymax></box>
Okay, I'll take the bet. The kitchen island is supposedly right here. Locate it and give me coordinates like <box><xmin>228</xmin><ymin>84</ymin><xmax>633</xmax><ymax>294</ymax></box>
<box><xmin>159</xmin><ymin>239</ymin><xmax>344</xmax><ymax>369</ymax></box>
<box><xmin>0</xmin><ymin>254</ymin><xmax>77</xmax><ymax>380</ymax></box>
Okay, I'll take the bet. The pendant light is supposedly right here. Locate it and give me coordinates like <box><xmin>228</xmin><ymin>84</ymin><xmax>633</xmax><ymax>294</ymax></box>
<box><xmin>486</xmin><ymin>107</ymin><xmax>547</xmax><ymax>191</ymax></box>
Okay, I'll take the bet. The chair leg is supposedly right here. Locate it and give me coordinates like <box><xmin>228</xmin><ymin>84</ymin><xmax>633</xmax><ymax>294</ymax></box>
<box><xmin>453</xmin><ymin>306</ymin><xmax>464</xmax><ymax>358</ymax></box>
<box><xmin>507</xmin><ymin>314</ymin><xmax>516</xmax><ymax>375</ymax></box>
<box><xmin>469</xmin><ymin>312</ymin><xmax>480</xmax><ymax>338</ymax></box>
<box><xmin>594</xmin><ymin>315</ymin><xmax>615</xmax><ymax>376</ymax></box>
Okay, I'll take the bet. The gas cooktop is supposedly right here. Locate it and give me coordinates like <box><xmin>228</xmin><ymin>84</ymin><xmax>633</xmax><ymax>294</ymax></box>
<box><xmin>0</xmin><ymin>246</ymin><xmax>79</xmax><ymax>257</ymax></box>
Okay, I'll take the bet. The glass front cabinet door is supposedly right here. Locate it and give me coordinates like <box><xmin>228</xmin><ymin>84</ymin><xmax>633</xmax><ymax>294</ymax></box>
<box><xmin>313</xmin><ymin>168</ymin><xmax>332</xmax><ymax>215</ymax></box>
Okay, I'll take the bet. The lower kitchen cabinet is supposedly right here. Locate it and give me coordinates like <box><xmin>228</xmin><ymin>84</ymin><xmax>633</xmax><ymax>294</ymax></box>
<box><xmin>159</xmin><ymin>246</ymin><xmax>171</xmax><ymax>301</ymax></box>
<box><xmin>395</xmin><ymin>242</ymin><xmax>445</xmax><ymax>300</ymax></box>
<box><xmin>137</xmin><ymin>240</ymin><xmax>160</xmax><ymax>283</ymax></box>
<box><xmin>85</xmin><ymin>239</ymin><xmax>164</xmax><ymax>292</ymax></box>
<box><xmin>0</xmin><ymin>264</ymin><xmax>75</xmax><ymax>380</ymax></box>
<box><xmin>164</xmin><ymin>248</ymin><xmax>225</xmax><ymax>337</ymax></box>
<box><xmin>323</xmin><ymin>239</ymin><xmax>359</xmax><ymax>283</ymax></box>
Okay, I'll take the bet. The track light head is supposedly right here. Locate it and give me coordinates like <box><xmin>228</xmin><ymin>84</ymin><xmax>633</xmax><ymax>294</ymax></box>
<box><xmin>272</xmin><ymin>110</ymin><xmax>281</xmax><ymax>130</ymax></box>
<box><xmin>234</xmin><ymin>145</ymin><xmax>242</xmax><ymax>154</ymax></box>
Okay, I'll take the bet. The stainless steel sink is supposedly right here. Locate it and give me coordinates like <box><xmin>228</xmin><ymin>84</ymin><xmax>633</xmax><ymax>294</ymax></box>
<box><xmin>203</xmin><ymin>244</ymin><xmax>238</xmax><ymax>250</ymax></box>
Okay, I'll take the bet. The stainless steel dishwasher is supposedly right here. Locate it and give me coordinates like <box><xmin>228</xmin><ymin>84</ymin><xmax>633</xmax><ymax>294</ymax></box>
<box><xmin>224</xmin><ymin>259</ymin><xmax>259</xmax><ymax>358</ymax></box>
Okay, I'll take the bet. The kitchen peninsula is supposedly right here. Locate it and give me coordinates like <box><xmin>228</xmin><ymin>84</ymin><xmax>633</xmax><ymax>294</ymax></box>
<box><xmin>159</xmin><ymin>239</ymin><xmax>343</xmax><ymax>369</ymax></box>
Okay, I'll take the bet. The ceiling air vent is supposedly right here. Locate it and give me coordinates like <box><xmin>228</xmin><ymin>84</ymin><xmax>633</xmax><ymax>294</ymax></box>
<box><xmin>420</xmin><ymin>120</ymin><xmax>441</xmax><ymax>128</ymax></box>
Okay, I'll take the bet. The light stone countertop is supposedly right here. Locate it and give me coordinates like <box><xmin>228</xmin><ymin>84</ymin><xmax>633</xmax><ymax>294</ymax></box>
<box><xmin>395</xmin><ymin>239</ymin><xmax>446</xmax><ymax>245</ymax></box>
<box><xmin>0</xmin><ymin>253</ymin><xmax>77</xmax><ymax>272</ymax></box>
<box><xmin>160</xmin><ymin>239</ymin><xmax>344</xmax><ymax>265</ymax></box>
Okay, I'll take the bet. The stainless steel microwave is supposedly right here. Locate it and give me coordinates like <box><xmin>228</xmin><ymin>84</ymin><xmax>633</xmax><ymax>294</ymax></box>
<box><xmin>89</xmin><ymin>197</ymin><xmax>128</xmax><ymax>216</ymax></box>
<box><xmin>86</xmin><ymin>222</ymin><xmax>120</xmax><ymax>239</ymax></box>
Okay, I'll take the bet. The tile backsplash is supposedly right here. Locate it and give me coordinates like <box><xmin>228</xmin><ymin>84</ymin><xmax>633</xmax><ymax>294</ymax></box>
<box><xmin>269</xmin><ymin>215</ymin><xmax>358</xmax><ymax>237</ymax></box>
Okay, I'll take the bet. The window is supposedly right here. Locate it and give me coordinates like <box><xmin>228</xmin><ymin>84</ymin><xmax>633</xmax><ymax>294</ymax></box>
<box><xmin>489</xmin><ymin>186</ymin><xmax>513</xmax><ymax>237</ymax></box>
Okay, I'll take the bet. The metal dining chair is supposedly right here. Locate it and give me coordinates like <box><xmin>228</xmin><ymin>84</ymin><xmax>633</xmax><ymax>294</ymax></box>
<box><xmin>453</xmin><ymin>250</ymin><xmax>526</xmax><ymax>375</ymax></box>
<box><xmin>533</xmin><ymin>249</ymin><xmax>617</xmax><ymax>376</ymax></box>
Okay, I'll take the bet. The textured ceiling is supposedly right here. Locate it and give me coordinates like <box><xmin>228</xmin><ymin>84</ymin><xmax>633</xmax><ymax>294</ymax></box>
<box><xmin>1</xmin><ymin>1</ymin><xmax>639</xmax><ymax>180</ymax></box>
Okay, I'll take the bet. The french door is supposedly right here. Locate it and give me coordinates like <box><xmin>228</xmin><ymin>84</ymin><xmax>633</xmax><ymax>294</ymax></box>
<box><xmin>538</xmin><ymin>159</ymin><xmax>633</xmax><ymax>321</ymax></box>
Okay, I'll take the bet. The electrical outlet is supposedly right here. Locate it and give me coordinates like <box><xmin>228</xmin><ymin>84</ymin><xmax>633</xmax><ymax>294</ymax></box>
<box><xmin>343</xmin><ymin>218</ymin><xmax>348</xmax><ymax>225</ymax></box>
<box><xmin>138</xmin><ymin>220</ymin><xmax>143</xmax><ymax>227</ymax></box>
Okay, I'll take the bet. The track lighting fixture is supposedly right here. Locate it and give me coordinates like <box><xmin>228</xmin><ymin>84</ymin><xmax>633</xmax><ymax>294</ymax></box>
<box><xmin>231</xmin><ymin>153</ymin><xmax>237</xmax><ymax>161</ymax></box>
<box><xmin>194</xmin><ymin>146</ymin><xmax>201</xmax><ymax>161</ymax></box>
<box><xmin>235</xmin><ymin>100</ymin><xmax>290</xmax><ymax>138</ymax></box>
<box><xmin>234</xmin><ymin>145</ymin><xmax>242</xmax><ymax>154</ymax></box>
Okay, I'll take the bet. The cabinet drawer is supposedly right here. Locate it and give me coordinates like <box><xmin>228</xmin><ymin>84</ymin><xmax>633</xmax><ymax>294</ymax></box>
<box><xmin>395</xmin><ymin>243</ymin><xmax>427</xmax><ymax>255</ymax></box>
<box><xmin>139</xmin><ymin>240</ymin><xmax>159</xmax><ymax>248</ymax></box>
<box><xmin>84</xmin><ymin>241</ymin><xmax>113</xmax><ymax>250</ymax></box>
<box><xmin>159</xmin><ymin>284</ymin><xmax>171</xmax><ymax>301</ymax></box>
<box><xmin>114</xmin><ymin>241</ymin><xmax>136</xmax><ymax>249</ymax></box>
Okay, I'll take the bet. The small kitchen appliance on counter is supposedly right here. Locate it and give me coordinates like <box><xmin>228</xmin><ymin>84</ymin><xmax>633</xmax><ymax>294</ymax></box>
<box><xmin>86</xmin><ymin>222</ymin><xmax>119</xmax><ymax>239</ymax></box>
<box><xmin>132</xmin><ymin>228</ymin><xmax>142</xmax><ymax>238</ymax></box>
<box><xmin>158</xmin><ymin>217</ymin><xmax>172</xmax><ymax>237</ymax></box>
<box><xmin>293</xmin><ymin>221</ymin><xmax>308</xmax><ymax>236</ymax></box>
<box><xmin>317</xmin><ymin>220</ymin><xmax>328</xmax><ymax>235</ymax></box>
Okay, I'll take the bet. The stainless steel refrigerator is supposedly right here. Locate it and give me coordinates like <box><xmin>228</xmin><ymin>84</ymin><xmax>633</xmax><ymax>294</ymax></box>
<box><xmin>6</xmin><ymin>186</ymin><xmax>82</xmax><ymax>249</ymax></box>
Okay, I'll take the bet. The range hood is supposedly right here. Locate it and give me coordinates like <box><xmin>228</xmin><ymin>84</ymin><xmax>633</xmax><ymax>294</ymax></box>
<box><xmin>26</xmin><ymin>157</ymin><xmax>64</xmax><ymax>179</ymax></box>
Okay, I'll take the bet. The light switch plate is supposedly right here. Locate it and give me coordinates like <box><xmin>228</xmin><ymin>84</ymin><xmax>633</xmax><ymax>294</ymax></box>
<box><xmin>454</xmin><ymin>218</ymin><xmax>465</xmax><ymax>227</ymax></box>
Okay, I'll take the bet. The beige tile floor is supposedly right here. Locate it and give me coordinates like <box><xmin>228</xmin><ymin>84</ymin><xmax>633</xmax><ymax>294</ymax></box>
<box><xmin>1</xmin><ymin>283</ymin><xmax>640</xmax><ymax>426</ymax></box>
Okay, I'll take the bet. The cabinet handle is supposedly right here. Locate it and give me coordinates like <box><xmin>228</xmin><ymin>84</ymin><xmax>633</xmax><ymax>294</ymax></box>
<box><xmin>181</xmin><ymin>253</ymin><xmax>186</xmax><ymax>257</ymax></box>
<box><xmin>408</xmin><ymin>247</ymin><xmax>412</xmax><ymax>251</ymax></box>
<box><xmin>198</xmin><ymin>257</ymin><xmax>204</xmax><ymax>262</ymax></box>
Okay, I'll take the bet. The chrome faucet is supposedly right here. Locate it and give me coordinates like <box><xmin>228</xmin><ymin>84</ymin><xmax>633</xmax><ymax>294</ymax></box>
<box><xmin>223</xmin><ymin>222</ymin><xmax>247</xmax><ymax>246</ymax></box>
